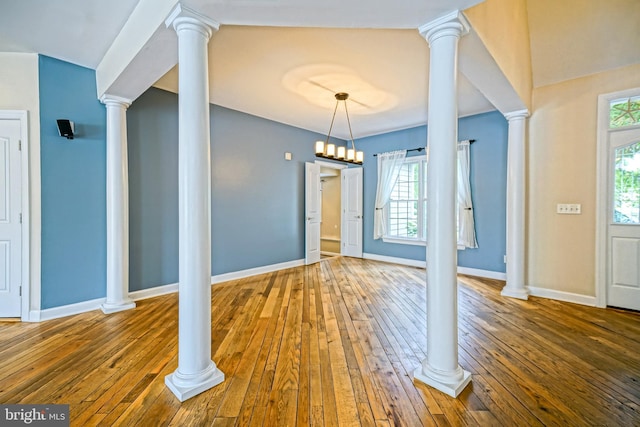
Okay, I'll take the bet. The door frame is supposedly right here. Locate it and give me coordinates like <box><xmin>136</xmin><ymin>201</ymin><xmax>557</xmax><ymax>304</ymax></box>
<box><xmin>0</xmin><ymin>110</ymin><xmax>31</xmax><ymax>320</ymax></box>
<box><xmin>313</xmin><ymin>160</ymin><xmax>364</xmax><ymax>258</ymax></box>
<box><xmin>595</xmin><ymin>87</ymin><xmax>640</xmax><ymax>308</ymax></box>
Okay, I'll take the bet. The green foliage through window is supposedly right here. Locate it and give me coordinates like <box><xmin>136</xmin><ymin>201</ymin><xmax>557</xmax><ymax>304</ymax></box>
<box><xmin>614</xmin><ymin>141</ymin><xmax>640</xmax><ymax>224</ymax></box>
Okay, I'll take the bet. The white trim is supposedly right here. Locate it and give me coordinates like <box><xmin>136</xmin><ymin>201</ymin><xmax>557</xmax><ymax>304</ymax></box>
<box><xmin>314</xmin><ymin>159</ymin><xmax>348</xmax><ymax>170</ymax></box>
<box><xmin>38</xmin><ymin>297</ymin><xmax>106</xmax><ymax>321</ymax></box>
<box><xmin>28</xmin><ymin>259</ymin><xmax>306</xmax><ymax>321</ymax></box>
<box><xmin>528</xmin><ymin>286</ymin><xmax>596</xmax><ymax>307</ymax></box>
<box><xmin>363</xmin><ymin>253</ymin><xmax>507</xmax><ymax>281</ymax></box>
<box><xmin>0</xmin><ymin>111</ymin><xmax>31</xmax><ymax>321</ymax></box>
<box><xmin>457</xmin><ymin>266</ymin><xmax>506</xmax><ymax>281</ymax></box>
<box><xmin>321</xmin><ymin>237</ymin><xmax>340</xmax><ymax>243</ymax></box>
<box><xmin>129</xmin><ymin>282</ymin><xmax>179</xmax><ymax>301</ymax></box>
<box><xmin>382</xmin><ymin>236</ymin><xmax>465</xmax><ymax>250</ymax></box>
<box><xmin>382</xmin><ymin>236</ymin><xmax>426</xmax><ymax>246</ymax></box>
<box><xmin>321</xmin><ymin>251</ymin><xmax>341</xmax><ymax>257</ymax></box>
<box><xmin>595</xmin><ymin>86</ymin><xmax>640</xmax><ymax>308</ymax></box>
<box><xmin>212</xmin><ymin>259</ymin><xmax>305</xmax><ymax>284</ymax></box>
<box><xmin>363</xmin><ymin>253</ymin><xmax>426</xmax><ymax>268</ymax></box>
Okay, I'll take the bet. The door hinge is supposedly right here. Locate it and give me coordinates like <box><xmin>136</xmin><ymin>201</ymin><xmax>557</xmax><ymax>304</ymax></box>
<box><xmin>19</xmin><ymin>213</ymin><xmax>22</xmax><ymax>224</ymax></box>
<box><xmin>18</xmin><ymin>140</ymin><xmax>22</xmax><ymax>151</ymax></box>
<box><xmin>19</xmin><ymin>286</ymin><xmax>22</xmax><ymax>296</ymax></box>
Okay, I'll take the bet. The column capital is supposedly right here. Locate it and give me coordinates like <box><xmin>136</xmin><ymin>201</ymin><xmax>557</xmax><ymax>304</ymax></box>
<box><xmin>504</xmin><ymin>109</ymin><xmax>529</xmax><ymax>121</ymax></box>
<box><xmin>165</xmin><ymin>3</ymin><xmax>219</xmax><ymax>38</ymax></box>
<box><xmin>100</xmin><ymin>94</ymin><xmax>132</xmax><ymax>109</ymax></box>
<box><xmin>419</xmin><ymin>10</ymin><xmax>469</xmax><ymax>45</ymax></box>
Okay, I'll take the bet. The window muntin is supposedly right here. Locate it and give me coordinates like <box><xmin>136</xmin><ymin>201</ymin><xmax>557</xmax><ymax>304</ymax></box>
<box><xmin>386</xmin><ymin>157</ymin><xmax>427</xmax><ymax>241</ymax></box>
<box><xmin>610</xmin><ymin>97</ymin><xmax>640</xmax><ymax>129</ymax></box>
<box><xmin>613</xmin><ymin>140</ymin><xmax>640</xmax><ymax>224</ymax></box>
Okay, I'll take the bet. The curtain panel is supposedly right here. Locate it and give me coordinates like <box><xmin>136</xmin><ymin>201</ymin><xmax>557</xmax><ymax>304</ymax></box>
<box><xmin>373</xmin><ymin>150</ymin><xmax>407</xmax><ymax>239</ymax></box>
<box><xmin>457</xmin><ymin>140</ymin><xmax>478</xmax><ymax>248</ymax></box>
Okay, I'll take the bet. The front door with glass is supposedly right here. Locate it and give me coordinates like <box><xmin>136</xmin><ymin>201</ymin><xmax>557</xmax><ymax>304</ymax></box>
<box><xmin>607</xmin><ymin>127</ymin><xmax>640</xmax><ymax>310</ymax></box>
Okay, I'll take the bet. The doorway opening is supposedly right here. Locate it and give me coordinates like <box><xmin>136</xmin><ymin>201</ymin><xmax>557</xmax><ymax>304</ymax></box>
<box><xmin>320</xmin><ymin>166</ymin><xmax>342</xmax><ymax>258</ymax></box>
<box><xmin>305</xmin><ymin>160</ymin><xmax>362</xmax><ymax>265</ymax></box>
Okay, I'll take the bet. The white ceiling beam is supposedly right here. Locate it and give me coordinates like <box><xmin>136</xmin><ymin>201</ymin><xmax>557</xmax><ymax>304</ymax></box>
<box><xmin>458</xmin><ymin>24</ymin><xmax>527</xmax><ymax>115</ymax></box>
<box><xmin>96</xmin><ymin>0</ymin><xmax>180</xmax><ymax>101</ymax></box>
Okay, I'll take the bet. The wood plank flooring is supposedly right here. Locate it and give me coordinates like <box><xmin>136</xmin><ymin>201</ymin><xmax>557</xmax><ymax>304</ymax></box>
<box><xmin>1</xmin><ymin>257</ymin><xmax>639</xmax><ymax>426</ymax></box>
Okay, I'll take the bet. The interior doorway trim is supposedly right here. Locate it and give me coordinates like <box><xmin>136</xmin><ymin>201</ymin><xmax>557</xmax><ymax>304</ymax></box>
<box><xmin>0</xmin><ymin>110</ymin><xmax>31</xmax><ymax>321</ymax></box>
<box><xmin>595</xmin><ymin>86</ymin><xmax>640</xmax><ymax>308</ymax></box>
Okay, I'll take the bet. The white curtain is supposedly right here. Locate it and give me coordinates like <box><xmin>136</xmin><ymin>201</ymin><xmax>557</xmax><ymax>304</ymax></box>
<box><xmin>373</xmin><ymin>150</ymin><xmax>407</xmax><ymax>239</ymax></box>
<box><xmin>457</xmin><ymin>140</ymin><xmax>478</xmax><ymax>248</ymax></box>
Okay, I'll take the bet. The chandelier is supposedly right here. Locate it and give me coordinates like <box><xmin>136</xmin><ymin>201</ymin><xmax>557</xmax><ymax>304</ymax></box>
<box><xmin>314</xmin><ymin>92</ymin><xmax>364</xmax><ymax>164</ymax></box>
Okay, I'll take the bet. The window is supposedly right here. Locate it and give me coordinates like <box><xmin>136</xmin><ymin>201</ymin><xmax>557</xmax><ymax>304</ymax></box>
<box><xmin>386</xmin><ymin>157</ymin><xmax>427</xmax><ymax>241</ymax></box>
<box><xmin>382</xmin><ymin>147</ymin><xmax>477</xmax><ymax>248</ymax></box>
<box><xmin>610</xmin><ymin>97</ymin><xmax>640</xmax><ymax>129</ymax></box>
<box><xmin>613</xmin><ymin>141</ymin><xmax>640</xmax><ymax>224</ymax></box>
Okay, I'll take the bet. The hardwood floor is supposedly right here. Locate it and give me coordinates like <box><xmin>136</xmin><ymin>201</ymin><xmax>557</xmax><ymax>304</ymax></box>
<box><xmin>1</xmin><ymin>257</ymin><xmax>639</xmax><ymax>426</ymax></box>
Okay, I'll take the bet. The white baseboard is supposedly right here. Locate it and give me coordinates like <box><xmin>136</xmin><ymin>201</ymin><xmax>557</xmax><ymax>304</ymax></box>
<box><xmin>528</xmin><ymin>286</ymin><xmax>596</xmax><ymax>307</ymax></box>
<box><xmin>30</xmin><ymin>258</ymin><xmax>597</xmax><ymax>321</ymax></box>
<box><xmin>362</xmin><ymin>253</ymin><xmax>507</xmax><ymax>282</ymax></box>
<box><xmin>212</xmin><ymin>259</ymin><xmax>305</xmax><ymax>284</ymax></box>
<box><xmin>321</xmin><ymin>251</ymin><xmax>341</xmax><ymax>257</ymax></box>
<box><xmin>31</xmin><ymin>259</ymin><xmax>305</xmax><ymax>322</ymax></box>
<box><xmin>129</xmin><ymin>282</ymin><xmax>178</xmax><ymax>301</ymax></box>
<box><xmin>37</xmin><ymin>297</ymin><xmax>105</xmax><ymax>322</ymax></box>
<box><xmin>363</xmin><ymin>253</ymin><xmax>426</xmax><ymax>268</ymax></box>
<box><xmin>457</xmin><ymin>267</ymin><xmax>506</xmax><ymax>281</ymax></box>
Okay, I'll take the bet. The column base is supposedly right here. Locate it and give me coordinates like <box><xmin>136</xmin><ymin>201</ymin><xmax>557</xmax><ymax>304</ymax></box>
<box><xmin>101</xmin><ymin>300</ymin><xmax>136</xmax><ymax>314</ymax></box>
<box><xmin>165</xmin><ymin>361</ymin><xmax>225</xmax><ymax>402</ymax></box>
<box><xmin>501</xmin><ymin>286</ymin><xmax>529</xmax><ymax>300</ymax></box>
<box><xmin>414</xmin><ymin>364</ymin><xmax>472</xmax><ymax>398</ymax></box>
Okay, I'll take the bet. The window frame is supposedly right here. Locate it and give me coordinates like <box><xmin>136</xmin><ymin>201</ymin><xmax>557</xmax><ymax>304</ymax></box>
<box><xmin>381</xmin><ymin>154</ymin><xmax>466</xmax><ymax>249</ymax></box>
<box><xmin>382</xmin><ymin>156</ymin><xmax>426</xmax><ymax>245</ymax></box>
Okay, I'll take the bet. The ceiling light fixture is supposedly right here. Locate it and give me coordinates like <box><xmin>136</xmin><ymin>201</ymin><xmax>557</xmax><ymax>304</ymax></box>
<box><xmin>315</xmin><ymin>92</ymin><xmax>364</xmax><ymax>165</ymax></box>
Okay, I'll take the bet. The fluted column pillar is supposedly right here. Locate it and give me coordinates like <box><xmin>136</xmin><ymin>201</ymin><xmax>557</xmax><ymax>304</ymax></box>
<box><xmin>501</xmin><ymin>110</ymin><xmax>530</xmax><ymax>300</ymax></box>
<box><xmin>414</xmin><ymin>11</ymin><xmax>471</xmax><ymax>398</ymax></box>
<box><xmin>101</xmin><ymin>95</ymin><xmax>136</xmax><ymax>314</ymax></box>
<box><xmin>164</xmin><ymin>5</ymin><xmax>224</xmax><ymax>402</ymax></box>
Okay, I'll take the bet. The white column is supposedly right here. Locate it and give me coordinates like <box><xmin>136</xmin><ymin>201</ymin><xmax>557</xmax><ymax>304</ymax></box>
<box><xmin>501</xmin><ymin>110</ymin><xmax>530</xmax><ymax>300</ymax></box>
<box><xmin>414</xmin><ymin>11</ymin><xmax>471</xmax><ymax>398</ymax></box>
<box><xmin>101</xmin><ymin>95</ymin><xmax>136</xmax><ymax>314</ymax></box>
<box><xmin>164</xmin><ymin>6</ymin><xmax>224</xmax><ymax>402</ymax></box>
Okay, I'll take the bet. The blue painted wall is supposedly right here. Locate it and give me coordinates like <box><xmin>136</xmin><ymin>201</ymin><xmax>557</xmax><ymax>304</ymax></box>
<box><xmin>38</xmin><ymin>69</ymin><xmax>507</xmax><ymax>305</ymax></box>
<box><xmin>457</xmin><ymin>111</ymin><xmax>508</xmax><ymax>272</ymax></box>
<box><xmin>127</xmin><ymin>88</ymin><xmax>322</xmax><ymax>290</ymax></box>
<box><xmin>127</xmin><ymin>89</ymin><xmax>179</xmax><ymax>291</ymax></box>
<box><xmin>38</xmin><ymin>55</ymin><xmax>107</xmax><ymax>308</ymax></box>
<box><xmin>360</xmin><ymin>111</ymin><xmax>508</xmax><ymax>273</ymax></box>
<box><xmin>210</xmin><ymin>103</ymin><xmax>320</xmax><ymax>275</ymax></box>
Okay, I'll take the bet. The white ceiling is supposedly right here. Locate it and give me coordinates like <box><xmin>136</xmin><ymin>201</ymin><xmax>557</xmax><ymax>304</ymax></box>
<box><xmin>154</xmin><ymin>26</ymin><xmax>494</xmax><ymax>138</ymax></box>
<box><xmin>0</xmin><ymin>0</ymin><xmax>638</xmax><ymax>138</ymax></box>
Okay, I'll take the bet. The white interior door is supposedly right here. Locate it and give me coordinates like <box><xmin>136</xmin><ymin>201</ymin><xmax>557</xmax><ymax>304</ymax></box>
<box><xmin>341</xmin><ymin>167</ymin><xmax>363</xmax><ymax>258</ymax></box>
<box><xmin>0</xmin><ymin>119</ymin><xmax>22</xmax><ymax>317</ymax></box>
<box><xmin>607</xmin><ymin>127</ymin><xmax>640</xmax><ymax>310</ymax></box>
<box><xmin>305</xmin><ymin>162</ymin><xmax>321</xmax><ymax>265</ymax></box>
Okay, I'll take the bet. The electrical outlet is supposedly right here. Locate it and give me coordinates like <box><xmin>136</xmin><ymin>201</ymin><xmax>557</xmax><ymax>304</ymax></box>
<box><xmin>557</xmin><ymin>203</ymin><xmax>581</xmax><ymax>214</ymax></box>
